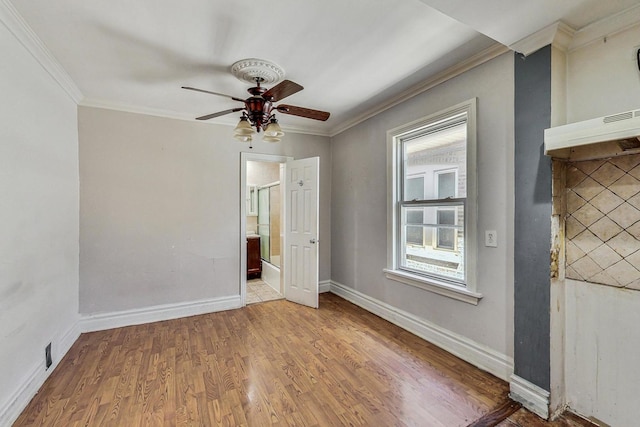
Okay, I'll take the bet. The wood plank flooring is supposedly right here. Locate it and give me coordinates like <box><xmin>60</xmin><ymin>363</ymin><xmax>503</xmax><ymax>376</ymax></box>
<box><xmin>497</xmin><ymin>409</ymin><xmax>596</xmax><ymax>427</ymax></box>
<box><xmin>14</xmin><ymin>293</ymin><xmax>592</xmax><ymax>426</ymax></box>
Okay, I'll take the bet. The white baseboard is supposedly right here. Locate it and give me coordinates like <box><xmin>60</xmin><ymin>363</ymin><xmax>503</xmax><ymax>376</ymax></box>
<box><xmin>0</xmin><ymin>318</ymin><xmax>81</xmax><ymax>427</ymax></box>
<box><xmin>59</xmin><ymin>320</ymin><xmax>82</xmax><ymax>359</ymax></box>
<box><xmin>81</xmin><ymin>295</ymin><xmax>242</xmax><ymax>332</ymax></box>
<box><xmin>319</xmin><ymin>280</ymin><xmax>331</xmax><ymax>293</ymax></box>
<box><xmin>509</xmin><ymin>374</ymin><xmax>550</xmax><ymax>419</ymax></box>
<box><xmin>0</xmin><ymin>294</ymin><xmax>242</xmax><ymax>425</ymax></box>
<box><xmin>329</xmin><ymin>280</ymin><xmax>514</xmax><ymax>382</ymax></box>
<box><xmin>0</xmin><ymin>361</ymin><xmax>43</xmax><ymax>427</ymax></box>
<box><xmin>2</xmin><ymin>284</ymin><xmax>514</xmax><ymax>425</ymax></box>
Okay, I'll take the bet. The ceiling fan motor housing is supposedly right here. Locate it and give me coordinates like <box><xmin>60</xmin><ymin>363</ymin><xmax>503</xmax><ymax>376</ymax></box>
<box><xmin>245</xmin><ymin>96</ymin><xmax>273</xmax><ymax>132</ymax></box>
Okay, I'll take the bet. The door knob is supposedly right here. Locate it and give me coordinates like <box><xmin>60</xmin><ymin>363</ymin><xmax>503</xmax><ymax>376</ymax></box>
<box><xmin>310</xmin><ymin>238</ymin><xmax>318</xmax><ymax>244</ymax></box>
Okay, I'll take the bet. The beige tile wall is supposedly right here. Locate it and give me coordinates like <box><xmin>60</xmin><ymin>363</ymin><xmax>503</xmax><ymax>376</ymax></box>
<box><xmin>565</xmin><ymin>154</ymin><xmax>640</xmax><ymax>289</ymax></box>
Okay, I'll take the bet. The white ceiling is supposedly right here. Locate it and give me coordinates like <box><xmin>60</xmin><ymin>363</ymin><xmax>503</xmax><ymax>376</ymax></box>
<box><xmin>10</xmin><ymin>0</ymin><xmax>639</xmax><ymax>136</ymax></box>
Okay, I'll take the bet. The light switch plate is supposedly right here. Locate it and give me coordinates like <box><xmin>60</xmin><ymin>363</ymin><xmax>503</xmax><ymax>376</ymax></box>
<box><xmin>485</xmin><ymin>230</ymin><xmax>498</xmax><ymax>247</ymax></box>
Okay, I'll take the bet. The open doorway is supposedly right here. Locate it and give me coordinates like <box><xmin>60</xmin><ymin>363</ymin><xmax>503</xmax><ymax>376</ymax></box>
<box><xmin>247</xmin><ymin>161</ymin><xmax>283</xmax><ymax>303</ymax></box>
<box><xmin>240</xmin><ymin>152</ymin><xmax>321</xmax><ymax>308</ymax></box>
<box><xmin>240</xmin><ymin>153</ymin><xmax>291</xmax><ymax>306</ymax></box>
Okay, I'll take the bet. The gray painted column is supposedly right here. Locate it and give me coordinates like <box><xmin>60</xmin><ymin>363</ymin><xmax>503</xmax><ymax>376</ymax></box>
<box><xmin>513</xmin><ymin>46</ymin><xmax>552</xmax><ymax>391</ymax></box>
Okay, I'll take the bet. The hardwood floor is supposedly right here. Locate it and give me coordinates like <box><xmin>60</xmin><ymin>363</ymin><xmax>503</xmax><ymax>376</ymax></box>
<box><xmin>14</xmin><ymin>293</ymin><xmax>591</xmax><ymax>426</ymax></box>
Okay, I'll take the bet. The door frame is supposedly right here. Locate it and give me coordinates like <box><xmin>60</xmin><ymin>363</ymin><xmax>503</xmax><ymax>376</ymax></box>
<box><xmin>240</xmin><ymin>152</ymin><xmax>292</xmax><ymax>306</ymax></box>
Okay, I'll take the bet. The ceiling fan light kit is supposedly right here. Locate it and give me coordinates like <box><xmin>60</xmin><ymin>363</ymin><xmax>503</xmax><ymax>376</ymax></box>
<box><xmin>182</xmin><ymin>58</ymin><xmax>330</xmax><ymax>147</ymax></box>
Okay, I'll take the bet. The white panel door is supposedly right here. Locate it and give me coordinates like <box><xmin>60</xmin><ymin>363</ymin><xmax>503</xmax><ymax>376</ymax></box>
<box><xmin>284</xmin><ymin>157</ymin><xmax>319</xmax><ymax>308</ymax></box>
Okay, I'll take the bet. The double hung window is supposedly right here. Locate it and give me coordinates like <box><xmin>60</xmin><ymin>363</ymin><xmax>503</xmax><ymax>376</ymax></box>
<box><xmin>386</xmin><ymin>100</ymin><xmax>480</xmax><ymax>304</ymax></box>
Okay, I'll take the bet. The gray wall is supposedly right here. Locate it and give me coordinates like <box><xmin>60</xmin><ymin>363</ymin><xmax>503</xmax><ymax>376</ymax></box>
<box><xmin>79</xmin><ymin>106</ymin><xmax>331</xmax><ymax>314</ymax></box>
<box><xmin>330</xmin><ymin>52</ymin><xmax>515</xmax><ymax>358</ymax></box>
<box><xmin>0</xmin><ymin>21</ymin><xmax>79</xmax><ymax>418</ymax></box>
<box><xmin>513</xmin><ymin>46</ymin><xmax>552</xmax><ymax>391</ymax></box>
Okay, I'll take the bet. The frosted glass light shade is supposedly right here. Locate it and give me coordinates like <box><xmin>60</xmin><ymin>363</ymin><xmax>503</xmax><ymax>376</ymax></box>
<box><xmin>234</xmin><ymin>118</ymin><xmax>255</xmax><ymax>136</ymax></box>
<box><xmin>262</xmin><ymin>135</ymin><xmax>281</xmax><ymax>143</ymax></box>
<box><xmin>264</xmin><ymin>120</ymin><xmax>284</xmax><ymax>137</ymax></box>
<box><xmin>234</xmin><ymin>134</ymin><xmax>252</xmax><ymax>142</ymax></box>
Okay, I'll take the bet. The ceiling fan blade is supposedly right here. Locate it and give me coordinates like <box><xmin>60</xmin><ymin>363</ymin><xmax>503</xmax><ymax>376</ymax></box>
<box><xmin>262</xmin><ymin>80</ymin><xmax>303</xmax><ymax>102</ymax></box>
<box><xmin>277</xmin><ymin>105</ymin><xmax>330</xmax><ymax>121</ymax></box>
<box><xmin>196</xmin><ymin>107</ymin><xmax>244</xmax><ymax>121</ymax></box>
<box><xmin>182</xmin><ymin>86</ymin><xmax>245</xmax><ymax>103</ymax></box>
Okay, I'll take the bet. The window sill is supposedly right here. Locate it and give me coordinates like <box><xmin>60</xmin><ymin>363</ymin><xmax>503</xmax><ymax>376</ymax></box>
<box><xmin>383</xmin><ymin>269</ymin><xmax>483</xmax><ymax>305</ymax></box>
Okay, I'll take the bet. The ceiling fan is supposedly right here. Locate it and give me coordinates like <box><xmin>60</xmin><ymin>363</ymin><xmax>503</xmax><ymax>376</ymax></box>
<box><xmin>182</xmin><ymin>58</ymin><xmax>330</xmax><ymax>144</ymax></box>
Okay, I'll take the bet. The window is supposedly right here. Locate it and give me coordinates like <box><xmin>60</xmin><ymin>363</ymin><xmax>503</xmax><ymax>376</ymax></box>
<box><xmin>385</xmin><ymin>99</ymin><xmax>481</xmax><ymax>305</ymax></box>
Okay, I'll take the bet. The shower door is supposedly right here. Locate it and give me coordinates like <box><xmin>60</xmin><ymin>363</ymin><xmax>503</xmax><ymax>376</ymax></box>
<box><xmin>257</xmin><ymin>187</ymin><xmax>270</xmax><ymax>263</ymax></box>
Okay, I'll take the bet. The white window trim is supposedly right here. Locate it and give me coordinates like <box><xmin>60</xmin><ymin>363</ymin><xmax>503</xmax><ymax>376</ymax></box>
<box><xmin>385</xmin><ymin>98</ymin><xmax>482</xmax><ymax>305</ymax></box>
<box><xmin>383</xmin><ymin>268</ymin><xmax>482</xmax><ymax>305</ymax></box>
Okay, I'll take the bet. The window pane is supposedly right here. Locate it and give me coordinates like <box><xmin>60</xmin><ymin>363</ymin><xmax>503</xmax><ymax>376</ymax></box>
<box><xmin>406</xmin><ymin>209</ymin><xmax>424</xmax><ymax>245</ymax></box>
<box><xmin>436</xmin><ymin>209</ymin><xmax>455</xmax><ymax>249</ymax></box>
<box><xmin>437</xmin><ymin>172</ymin><xmax>456</xmax><ymax>199</ymax></box>
<box><xmin>405</xmin><ymin>176</ymin><xmax>424</xmax><ymax>201</ymax></box>
<box><xmin>400</xmin><ymin>205</ymin><xmax>464</xmax><ymax>282</ymax></box>
<box><xmin>402</xmin><ymin>122</ymin><xmax>466</xmax><ymax>200</ymax></box>
<box><xmin>405</xmin><ymin>176</ymin><xmax>429</xmax><ymax>247</ymax></box>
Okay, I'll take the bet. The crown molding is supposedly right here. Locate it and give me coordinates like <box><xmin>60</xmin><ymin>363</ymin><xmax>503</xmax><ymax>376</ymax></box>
<box><xmin>80</xmin><ymin>97</ymin><xmax>331</xmax><ymax>137</ymax></box>
<box><xmin>509</xmin><ymin>21</ymin><xmax>576</xmax><ymax>56</ymax></box>
<box><xmin>328</xmin><ymin>42</ymin><xmax>509</xmax><ymax>137</ymax></box>
<box><xmin>569</xmin><ymin>3</ymin><xmax>640</xmax><ymax>52</ymax></box>
<box><xmin>0</xmin><ymin>0</ymin><xmax>83</xmax><ymax>103</ymax></box>
<box><xmin>507</xmin><ymin>4</ymin><xmax>640</xmax><ymax>57</ymax></box>
<box><xmin>81</xmin><ymin>97</ymin><xmax>203</xmax><ymax>122</ymax></box>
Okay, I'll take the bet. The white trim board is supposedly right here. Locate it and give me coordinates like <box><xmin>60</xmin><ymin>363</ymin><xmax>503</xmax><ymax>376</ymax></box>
<box><xmin>80</xmin><ymin>99</ymin><xmax>332</xmax><ymax>137</ymax></box>
<box><xmin>80</xmin><ymin>295</ymin><xmax>242</xmax><ymax>332</ymax></box>
<box><xmin>78</xmin><ymin>44</ymin><xmax>508</xmax><ymax>139</ymax></box>
<box><xmin>2</xmin><ymin>285</ymin><xmax>507</xmax><ymax>424</ymax></box>
<box><xmin>328</xmin><ymin>280</ymin><xmax>513</xmax><ymax>382</ymax></box>
<box><xmin>570</xmin><ymin>4</ymin><xmax>640</xmax><ymax>52</ymax></box>
<box><xmin>509</xmin><ymin>374</ymin><xmax>550</xmax><ymax>419</ymax></box>
<box><xmin>330</xmin><ymin>43</ymin><xmax>508</xmax><ymax>137</ymax></box>
<box><xmin>319</xmin><ymin>280</ymin><xmax>331</xmax><ymax>293</ymax></box>
<box><xmin>510</xmin><ymin>21</ymin><xmax>575</xmax><ymax>56</ymax></box>
<box><xmin>0</xmin><ymin>320</ymin><xmax>81</xmax><ymax>427</ymax></box>
<box><xmin>0</xmin><ymin>0</ymin><xmax>82</xmax><ymax>103</ymax></box>
<box><xmin>0</xmin><ymin>361</ymin><xmax>47</xmax><ymax>427</ymax></box>
<box><xmin>0</xmin><ymin>295</ymin><xmax>241</xmax><ymax>425</ymax></box>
